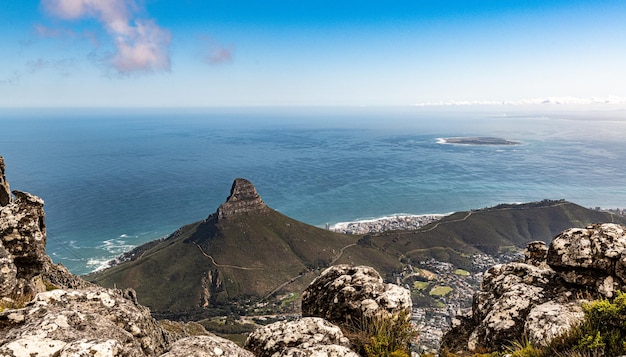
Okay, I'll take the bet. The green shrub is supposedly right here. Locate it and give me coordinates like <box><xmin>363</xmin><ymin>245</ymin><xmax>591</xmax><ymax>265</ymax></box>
<box><xmin>345</xmin><ymin>311</ymin><xmax>417</xmax><ymax>357</ymax></box>
<box><xmin>546</xmin><ymin>291</ymin><xmax>626</xmax><ymax>356</ymax></box>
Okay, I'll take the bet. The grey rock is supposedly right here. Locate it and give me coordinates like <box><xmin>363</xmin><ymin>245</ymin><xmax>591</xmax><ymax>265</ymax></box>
<box><xmin>468</xmin><ymin>262</ymin><xmax>562</xmax><ymax>351</ymax></box>
<box><xmin>162</xmin><ymin>335</ymin><xmax>254</xmax><ymax>357</ymax></box>
<box><xmin>548</xmin><ymin>223</ymin><xmax>626</xmax><ymax>297</ymax></box>
<box><xmin>58</xmin><ymin>339</ymin><xmax>128</xmax><ymax>357</ymax></box>
<box><xmin>524</xmin><ymin>241</ymin><xmax>548</xmax><ymax>267</ymax></box>
<box><xmin>278</xmin><ymin>345</ymin><xmax>360</xmax><ymax>357</ymax></box>
<box><xmin>245</xmin><ymin>317</ymin><xmax>352</xmax><ymax>357</ymax></box>
<box><xmin>0</xmin><ymin>190</ymin><xmax>47</xmax><ymax>298</ymax></box>
<box><xmin>0</xmin><ymin>240</ymin><xmax>17</xmax><ymax>296</ymax></box>
<box><xmin>0</xmin><ymin>156</ymin><xmax>11</xmax><ymax>206</ymax></box>
<box><xmin>524</xmin><ymin>301</ymin><xmax>585</xmax><ymax>347</ymax></box>
<box><xmin>301</xmin><ymin>265</ymin><xmax>412</xmax><ymax>328</ymax></box>
<box><xmin>0</xmin><ymin>287</ymin><xmax>172</xmax><ymax>356</ymax></box>
<box><xmin>217</xmin><ymin>178</ymin><xmax>269</xmax><ymax>220</ymax></box>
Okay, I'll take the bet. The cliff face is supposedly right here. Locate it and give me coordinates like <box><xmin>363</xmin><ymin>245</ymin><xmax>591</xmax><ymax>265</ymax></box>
<box><xmin>217</xmin><ymin>178</ymin><xmax>269</xmax><ymax>219</ymax></box>
<box><xmin>0</xmin><ymin>157</ymin><xmax>11</xmax><ymax>206</ymax></box>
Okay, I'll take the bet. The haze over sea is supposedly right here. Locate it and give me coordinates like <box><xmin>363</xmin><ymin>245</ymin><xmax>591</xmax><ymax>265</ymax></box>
<box><xmin>1</xmin><ymin>106</ymin><xmax>625</xmax><ymax>274</ymax></box>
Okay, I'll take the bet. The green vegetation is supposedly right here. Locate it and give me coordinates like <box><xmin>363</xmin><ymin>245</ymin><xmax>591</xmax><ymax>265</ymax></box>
<box><xmin>198</xmin><ymin>316</ymin><xmax>257</xmax><ymax>346</ymax></box>
<box><xmin>43</xmin><ymin>279</ymin><xmax>58</xmax><ymax>291</ymax></box>
<box><xmin>429</xmin><ymin>286</ymin><xmax>453</xmax><ymax>296</ymax></box>
<box><xmin>454</xmin><ymin>269</ymin><xmax>470</xmax><ymax>276</ymax></box>
<box><xmin>345</xmin><ymin>312</ymin><xmax>417</xmax><ymax>357</ymax></box>
<box><xmin>0</xmin><ymin>292</ymin><xmax>33</xmax><ymax>312</ymax></box>
<box><xmin>546</xmin><ymin>291</ymin><xmax>626</xmax><ymax>356</ymax></box>
<box><xmin>413</xmin><ymin>281</ymin><xmax>429</xmax><ymax>290</ymax></box>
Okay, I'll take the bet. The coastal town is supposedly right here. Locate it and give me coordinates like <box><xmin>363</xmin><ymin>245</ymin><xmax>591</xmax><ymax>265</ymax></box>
<box><xmin>325</xmin><ymin>213</ymin><xmax>524</xmax><ymax>353</ymax></box>
<box><xmin>327</xmin><ymin>213</ymin><xmax>447</xmax><ymax>234</ymax></box>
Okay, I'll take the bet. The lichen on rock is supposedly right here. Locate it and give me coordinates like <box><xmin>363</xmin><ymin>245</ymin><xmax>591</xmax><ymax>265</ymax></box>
<box><xmin>301</xmin><ymin>265</ymin><xmax>412</xmax><ymax>328</ymax></box>
<box><xmin>245</xmin><ymin>317</ymin><xmax>352</xmax><ymax>357</ymax></box>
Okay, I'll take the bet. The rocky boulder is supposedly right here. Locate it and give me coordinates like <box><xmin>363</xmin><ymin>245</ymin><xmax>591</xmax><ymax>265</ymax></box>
<box><xmin>547</xmin><ymin>223</ymin><xmax>626</xmax><ymax>297</ymax></box>
<box><xmin>244</xmin><ymin>317</ymin><xmax>355</xmax><ymax>357</ymax></box>
<box><xmin>0</xmin><ymin>156</ymin><xmax>11</xmax><ymax>206</ymax></box>
<box><xmin>443</xmin><ymin>224</ymin><xmax>626</xmax><ymax>353</ymax></box>
<box><xmin>162</xmin><ymin>335</ymin><xmax>254</xmax><ymax>357</ymax></box>
<box><xmin>466</xmin><ymin>261</ymin><xmax>578</xmax><ymax>351</ymax></box>
<box><xmin>0</xmin><ymin>287</ymin><xmax>172</xmax><ymax>356</ymax></box>
<box><xmin>0</xmin><ymin>189</ymin><xmax>49</xmax><ymax>299</ymax></box>
<box><xmin>301</xmin><ymin>265</ymin><xmax>412</xmax><ymax>328</ymax></box>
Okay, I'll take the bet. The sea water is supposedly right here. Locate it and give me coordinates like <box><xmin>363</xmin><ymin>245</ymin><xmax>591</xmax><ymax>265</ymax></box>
<box><xmin>1</xmin><ymin>106</ymin><xmax>625</xmax><ymax>274</ymax></box>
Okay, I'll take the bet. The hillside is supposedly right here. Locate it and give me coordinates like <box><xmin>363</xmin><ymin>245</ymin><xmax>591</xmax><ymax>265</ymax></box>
<box><xmin>363</xmin><ymin>199</ymin><xmax>626</xmax><ymax>271</ymax></box>
<box><xmin>88</xmin><ymin>179</ymin><xmax>626</xmax><ymax>317</ymax></box>
<box><xmin>88</xmin><ymin>179</ymin><xmax>401</xmax><ymax>315</ymax></box>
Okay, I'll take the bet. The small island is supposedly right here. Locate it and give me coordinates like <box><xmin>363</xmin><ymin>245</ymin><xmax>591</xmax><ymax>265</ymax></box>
<box><xmin>438</xmin><ymin>136</ymin><xmax>521</xmax><ymax>145</ymax></box>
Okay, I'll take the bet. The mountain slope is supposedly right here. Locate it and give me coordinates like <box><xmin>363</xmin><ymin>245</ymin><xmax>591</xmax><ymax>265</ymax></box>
<box><xmin>88</xmin><ymin>179</ymin><xmax>626</xmax><ymax>315</ymax></box>
<box><xmin>360</xmin><ymin>200</ymin><xmax>626</xmax><ymax>270</ymax></box>
<box><xmin>88</xmin><ymin>179</ymin><xmax>371</xmax><ymax>313</ymax></box>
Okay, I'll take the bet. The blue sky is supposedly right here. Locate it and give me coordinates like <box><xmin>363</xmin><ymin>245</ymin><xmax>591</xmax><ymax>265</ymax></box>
<box><xmin>1</xmin><ymin>1</ymin><xmax>626</xmax><ymax>107</ymax></box>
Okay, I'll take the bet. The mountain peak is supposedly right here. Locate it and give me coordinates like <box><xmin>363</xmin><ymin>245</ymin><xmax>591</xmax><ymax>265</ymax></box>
<box><xmin>217</xmin><ymin>178</ymin><xmax>269</xmax><ymax>219</ymax></box>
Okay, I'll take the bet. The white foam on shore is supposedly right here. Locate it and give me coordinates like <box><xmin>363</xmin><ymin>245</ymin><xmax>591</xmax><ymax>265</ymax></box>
<box><xmin>86</xmin><ymin>257</ymin><xmax>114</xmax><ymax>272</ymax></box>
<box><xmin>99</xmin><ymin>237</ymin><xmax>136</xmax><ymax>255</ymax></box>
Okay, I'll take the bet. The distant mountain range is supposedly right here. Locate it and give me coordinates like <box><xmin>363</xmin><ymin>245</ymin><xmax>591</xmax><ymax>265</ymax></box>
<box><xmin>87</xmin><ymin>179</ymin><xmax>626</xmax><ymax>318</ymax></box>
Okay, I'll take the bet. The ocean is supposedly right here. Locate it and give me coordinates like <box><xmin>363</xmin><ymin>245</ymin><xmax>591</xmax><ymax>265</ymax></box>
<box><xmin>1</xmin><ymin>106</ymin><xmax>625</xmax><ymax>275</ymax></box>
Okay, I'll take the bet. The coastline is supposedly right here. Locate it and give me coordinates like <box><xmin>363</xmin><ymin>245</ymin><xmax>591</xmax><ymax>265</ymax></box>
<box><xmin>327</xmin><ymin>213</ymin><xmax>449</xmax><ymax>234</ymax></box>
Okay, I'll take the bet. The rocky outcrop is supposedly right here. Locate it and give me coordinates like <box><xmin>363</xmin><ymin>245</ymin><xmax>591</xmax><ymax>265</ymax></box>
<box><xmin>0</xmin><ymin>157</ymin><xmax>11</xmax><ymax>206</ymax></box>
<box><xmin>443</xmin><ymin>223</ymin><xmax>626</xmax><ymax>353</ymax></box>
<box><xmin>0</xmin><ymin>287</ymin><xmax>172</xmax><ymax>356</ymax></box>
<box><xmin>217</xmin><ymin>178</ymin><xmax>269</xmax><ymax>219</ymax></box>
<box><xmin>0</xmin><ymin>189</ymin><xmax>48</xmax><ymax>299</ymax></box>
<box><xmin>245</xmin><ymin>317</ymin><xmax>354</xmax><ymax>357</ymax></box>
<box><xmin>163</xmin><ymin>335</ymin><xmax>254</xmax><ymax>357</ymax></box>
<box><xmin>547</xmin><ymin>223</ymin><xmax>626</xmax><ymax>297</ymax></box>
<box><xmin>301</xmin><ymin>265</ymin><xmax>412</xmax><ymax>328</ymax></box>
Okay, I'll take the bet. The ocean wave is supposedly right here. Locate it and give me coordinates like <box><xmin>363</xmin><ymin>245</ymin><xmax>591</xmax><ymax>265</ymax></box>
<box><xmin>86</xmin><ymin>257</ymin><xmax>113</xmax><ymax>272</ymax></box>
<box><xmin>99</xmin><ymin>238</ymin><xmax>136</xmax><ymax>255</ymax></box>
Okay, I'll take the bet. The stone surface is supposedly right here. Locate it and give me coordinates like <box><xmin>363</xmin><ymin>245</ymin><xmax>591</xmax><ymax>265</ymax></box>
<box><xmin>217</xmin><ymin>178</ymin><xmax>269</xmax><ymax>219</ymax></box>
<box><xmin>0</xmin><ymin>190</ymin><xmax>47</xmax><ymax>298</ymax></box>
<box><xmin>245</xmin><ymin>317</ymin><xmax>352</xmax><ymax>357</ymax></box>
<box><xmin>278</xmin><ymin>345</ymin><xmax>360</xmax><ymax>357</ymax></box>
<box><xmin>162</xmin><ymin>335</ymin><xmax>254</xmax><ymax>357</ymax></box>
<box><xmin>547</xmin><ymin>223</ymin><xmax>626</xmax><ymax>297</ymax></box>
<box><xmin>0</xmin><ymin>287</ymin><xmax>173</xmax><ymax>356</ymax></box>
<box><xmin>524</xmin><ymin>240</ymin><xmax>548</xmax><ymax>267</ymax></box>
<box><xmin>467</xmin><ymin>262</ymin><xmax>567</xmax><ymax>351</ymax></box>
<box><xmin>0</xmin><ymin>240</ymin><xmax>17</xmax><ymax>296</ymax></box>
<box><xmin>301</xmin><ymin>265</ymin><xmax>412</xmax><ymax>328</ymax></box>
<box><xmin>523</xmin><ymin>301</ymin><xmax>585</xmax><ymax>347</ymax></box>
<box><xmin>0</xmin><ymin>156</ymin><xmax>11</xmax><ymax>206</ymax></box>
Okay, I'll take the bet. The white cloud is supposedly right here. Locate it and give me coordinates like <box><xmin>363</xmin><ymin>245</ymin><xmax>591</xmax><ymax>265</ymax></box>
<box><xmin>414</xmin><ymin>96</ymin><xmax>626</xmax><ymax>107</ymax></box>
<box><xmin>41</xmin><ymin>0</ymin><xmax>170</xmax><ymax>74</ymax></box>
